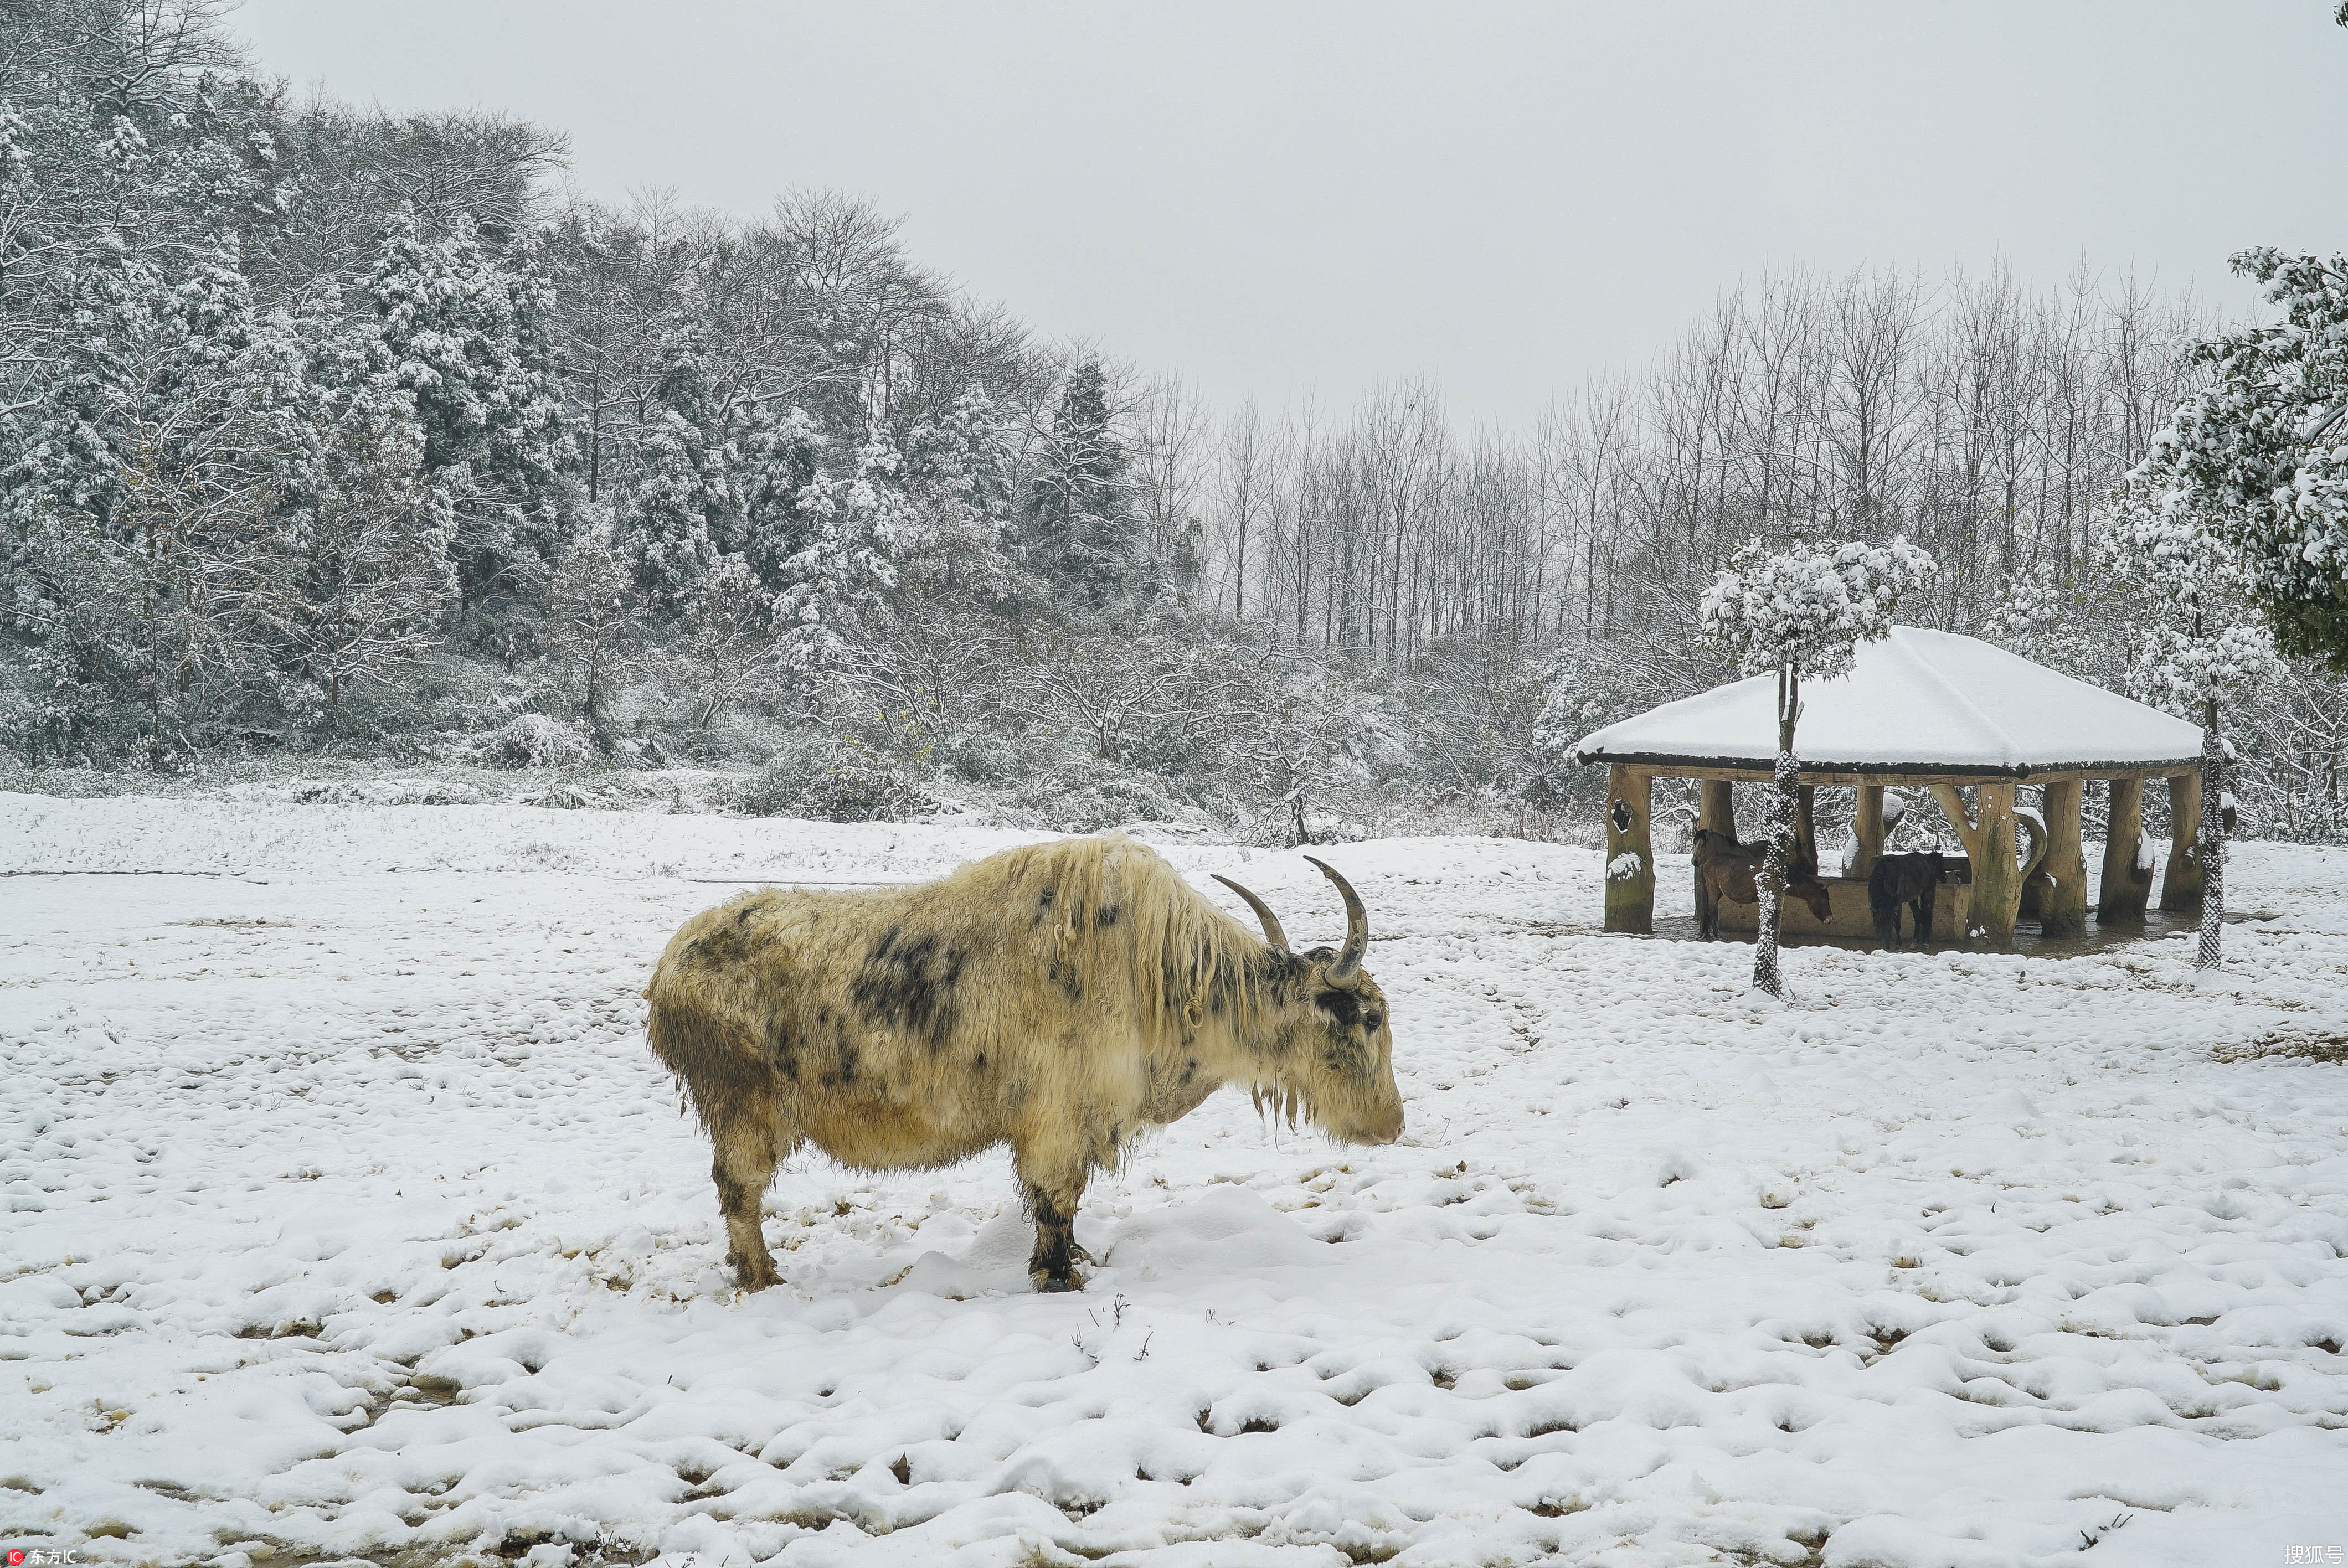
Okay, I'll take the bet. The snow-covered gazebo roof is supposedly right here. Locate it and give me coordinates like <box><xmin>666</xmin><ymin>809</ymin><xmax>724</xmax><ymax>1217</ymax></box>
<box><xmin>1571</xmin><ymin>626</ymin><xmax>2204</xmax><ymax>781</ymax></box>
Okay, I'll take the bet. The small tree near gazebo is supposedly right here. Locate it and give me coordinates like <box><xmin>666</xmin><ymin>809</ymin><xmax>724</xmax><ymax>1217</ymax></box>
<box><xmin>2107</xmin><ymin>485</ymin><xmax>2282</xmax><ymax>971</ymax></box>
<box><xmin>2133</xmin><ymin>246</ymin><xmax>2348</xmax><ymax>969</ymax></box>
<box><xmin>1698</xmin><ymin>535</ymin><xmax>1937</xmax><ymax>997</ymax></box>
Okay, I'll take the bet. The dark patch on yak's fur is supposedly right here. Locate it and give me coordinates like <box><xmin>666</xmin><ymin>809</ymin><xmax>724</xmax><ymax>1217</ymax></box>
<box><xmin>825</xmin><ymin>1039</ymin><xmax>859</xmax><ymax>1087</ymax></box>
<box><xmin>1316</xmin><ymin>988</ymin><xmax>1362</xmax><ymax>1028</ymax></box>
<box><xmin>689</xmin><ymin>921</ymin><xmax>754</xmax><ymax>969</ymax></box>
<box><xmin>851</xmin><ymin>929</ymin><xmax>963</xmax><ymax>1047</ymax></box>
<box><xmin>1097</xmin><ymin>904</ymin><xmax>1119</xmax><ymax>928</ymax></box>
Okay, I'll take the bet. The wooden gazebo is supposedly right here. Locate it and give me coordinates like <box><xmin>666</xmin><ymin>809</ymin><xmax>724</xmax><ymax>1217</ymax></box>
<box><xmin>1570</xmin><ymin>627</ymin><xmax>2210</xmax><ymax>945</ymax></box>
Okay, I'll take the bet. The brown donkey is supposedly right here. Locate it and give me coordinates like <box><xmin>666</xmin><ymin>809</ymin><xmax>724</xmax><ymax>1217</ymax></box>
<box><xmin>1692</xmin><ymin>828</ymin><xmax>1834</xmax><ymax>940</ymax></box>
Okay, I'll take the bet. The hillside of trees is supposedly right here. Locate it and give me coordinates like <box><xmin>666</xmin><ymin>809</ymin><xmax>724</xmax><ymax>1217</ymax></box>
<box><xmin>7</xmin><ymin>1</ymin><xmax>2346</xmax><ymax>846</ymax></box>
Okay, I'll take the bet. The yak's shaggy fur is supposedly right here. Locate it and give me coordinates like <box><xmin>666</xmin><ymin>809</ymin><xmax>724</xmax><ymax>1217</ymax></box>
<box><xmin>645</xmin><ymin>834</ymin><xmax>1403</xmax><ymax>1293</ymax></box>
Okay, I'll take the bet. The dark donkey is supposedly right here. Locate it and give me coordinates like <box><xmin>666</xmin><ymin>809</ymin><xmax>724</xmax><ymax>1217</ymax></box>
<box><xmin>1692</xmin><ymin>828</ymin><xmax>1834</xmax><ymax>940</ymax></box>
<box><xmin>1867</xmin><ymin>851</ymin><xmax>1945</xmax><ymax>947</ymax></box>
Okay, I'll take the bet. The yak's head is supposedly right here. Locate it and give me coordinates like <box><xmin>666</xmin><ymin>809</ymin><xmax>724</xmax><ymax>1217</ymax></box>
<box><xmin>1213</xmin><ymin>858</ymin><xmax>1404</xmax><ymax>1147</ymax></box>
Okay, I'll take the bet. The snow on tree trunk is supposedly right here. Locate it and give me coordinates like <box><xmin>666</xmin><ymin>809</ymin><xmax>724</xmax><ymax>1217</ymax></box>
<box><xmin>2198</xmin><ymin>698</ymin><xmax>2225</xmax><ymax>972</ymax></box>
<box><xmin>1752</xmin><ymin>666</ymin><xmax>1799</xmax><ymax>999</ymax></box>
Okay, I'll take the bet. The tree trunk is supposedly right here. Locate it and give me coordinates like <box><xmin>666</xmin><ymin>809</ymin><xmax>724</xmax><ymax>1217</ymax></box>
<box><xmin>1795</xmin><ymin>783</ymin><xmax>1817</xmax><ymax>875</ymax></box>
<box><xmin>1851</xmin><ymin>784</ymin><xmax>1886</xmax><ymax>883</ymax></box>
<box><xmin>2098</xmin><ymin>777</ymin><xmax>2153</xmax><ymax>922</ymax></box>
<box><xmin>1753</xmin><ymin>663</ymin><xmax>1798</xmax><ymax>998</ymax></box>
<box><xmin>1603</xmin><ymin>764</ymin><xmax>1655</xmax><ymax>935</ymax></box>
<box><xmin>1696</xmin><ymin>779</ymin><xmax>1735</xmax><ymax>932</ymax></box>
<box><xmin>1929</xmin><ymin>781</ymin><xmax>2021</xmax><ymax>944</ymax></box>
<box><xmin>2160</xmin><ymin>770</ymin><xmax>2203</xmax><ymax>911</ymax></box>
<box><xmin>2038</xmin><ymin>778</ymin><xmax>2088</xmax><ymax>937</ymax></box>
<box><xmin>2198</xmin><ymin>699</ymin><xmax>2225</xmax><ymax>971</ymax></box>
<box><xmin>1970</xmin><ymin>782</ymin><xmax>2022</xmax><ymax>944</ymax></box>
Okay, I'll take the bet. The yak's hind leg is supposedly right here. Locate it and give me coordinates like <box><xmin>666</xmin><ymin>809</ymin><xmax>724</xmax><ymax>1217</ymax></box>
<box><xmin>1012</xmin><ymin>1141</ymin><xmax>1094</xmax><ymax>1293</ymax></box>
<box><xmin>709</xmin><ymin>1101</ymin><xmax>792</xmax><ymax>1292</ymax></box>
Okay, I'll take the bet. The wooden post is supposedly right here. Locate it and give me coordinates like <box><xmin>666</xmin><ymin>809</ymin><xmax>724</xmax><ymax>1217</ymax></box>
<box><xmin>2160</xmin><ymin>769</ymin><xmax>2203</xmax><ymax>911</ymax></box>
<box><xmin>1852</xmin><ymin>784</ymin><xmax>1885</xmax><ymax>883</ymax></box>
<box><xmin>1971</xmin><ymin>781</ymin><xmax>2021</xmax><ymax>945</ymax></box>
<box><xmin>1604</xmin><ymin>765</ymin><xmax>1655</xmax><ymax>935</ymax></box>
<box><xmin>1697</xmin><ymin>780</ymin><xmax>1736</xmax><ymax>837</ymax></box>
<box><xmin>2098</xmin><ymin>777</ymin><xmax>2153</xmax><ymax>922</ymax></box>
<box><xmin>1932</xmin><ymin>781</ymin><xmax>2022</xmax><ymax>944</ymax></box>
<box><xmin>1695</xmin><ymin>779</ymin><xmax>1734</xmax><ymax>934</ymax></box>
<box><xmin>2038</xmin><ymin>779</ymin><xmax>2088</xmax><ymax>937</ymax></box>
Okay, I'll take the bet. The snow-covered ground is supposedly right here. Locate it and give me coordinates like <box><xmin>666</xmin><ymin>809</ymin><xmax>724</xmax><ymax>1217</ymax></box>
<box><xmin>4</xmin><ymin>795</ymin><xmax>2346</xmax><ymax>1568</ymax></box>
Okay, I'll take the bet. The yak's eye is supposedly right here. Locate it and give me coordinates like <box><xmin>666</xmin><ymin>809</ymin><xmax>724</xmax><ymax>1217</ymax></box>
<box><xmin>1363</xmin><ymin>1012</ymin><xmax>1383</xmax><ymax>1031</ymax></box>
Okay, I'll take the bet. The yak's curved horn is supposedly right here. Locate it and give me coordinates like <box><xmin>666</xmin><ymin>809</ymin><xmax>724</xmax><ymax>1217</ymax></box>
<box><xmin>1302</xmin><ymin>855</ymin><xmax>1368</xmax><ymax>977</ymax></box>
<box><xmin>1213</xmin><ymin>874</ymin><xmax>1290</xmax><ymax>952</ymax></box>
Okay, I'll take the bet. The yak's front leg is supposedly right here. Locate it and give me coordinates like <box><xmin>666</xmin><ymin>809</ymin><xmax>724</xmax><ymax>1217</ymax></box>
<box><xmin>1013</xmin><ymin>1142</ymin><xmax>1093</xmax><ymax>1293</ymax></box>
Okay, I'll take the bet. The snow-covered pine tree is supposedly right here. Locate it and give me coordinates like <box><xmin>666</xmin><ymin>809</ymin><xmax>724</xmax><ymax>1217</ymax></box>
<box><xmin>363</xmin><ymin>209</ymin><xmax>568</xmax><ymax>621</ymax></box>
<box><xmin>774</xmin><ymin>437</ymin><xmax>914</xmax><ymax>683</ymax></box>
<box><xmin>1023</xmin><ymin>359</ymin><xmax>1138</xmax><ymax>607</ymax></box>
<box><xmin>1700</xmin><ymin>535</ymin><xmax>1936</xmax><ymax>997</ymax></box>
<box><xmin>2146</xmin><ymin>249</ymin><xmax>2348</xmax><ymax>669</ymax></box>
<box><xmin>899</xmin><ymin>384</ymin><xmax>1017</xmax><ymax>599</ymax></box>
<box><xmin>736</xmin><ymin>404</ymin><xmax>829</xmax><ymax>592</ymax></box>
<box><xmin>2</xmin><ymin>234</ymin><xmax>277</xmax><ymax>763</ymax></box>
<box><xmin>2104</xmin><ymin>484</ymin><xmax>2283</xmax><ymax>970</ymax></box>
<box><xmin>616</xmin><ymin>346</ymin><xmax>734</xmax><ymax>616</ymax></box>
<box><xmin>231</xmin><ymin>302</ymin><xmax>455</xmax><ymax>726</ymax></box>
<box><xmin>544</xmin><ymin>511</ymin><xmax>648</xmax><ymax>731</ymax></box>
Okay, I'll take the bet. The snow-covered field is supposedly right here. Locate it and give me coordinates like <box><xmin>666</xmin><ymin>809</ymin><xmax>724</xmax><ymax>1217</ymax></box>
<box><xmin>4</xmin><ymin>795</ymin><xmax>2346</xmax><ymax>1568</ymax></box>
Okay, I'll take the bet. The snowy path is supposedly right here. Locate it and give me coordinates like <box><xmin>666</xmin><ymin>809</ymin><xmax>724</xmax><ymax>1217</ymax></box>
<box><xmin>3</xmin><ymin>796</ymin><xmax>2346</xmax><ymax>1568</ymax></box>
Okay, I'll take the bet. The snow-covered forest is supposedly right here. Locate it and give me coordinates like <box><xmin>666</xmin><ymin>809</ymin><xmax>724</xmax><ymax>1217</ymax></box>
<box><xmin>9</xmin><ymin>1</ymin><xmax>2348</xmax><ymax>843</ymax></box>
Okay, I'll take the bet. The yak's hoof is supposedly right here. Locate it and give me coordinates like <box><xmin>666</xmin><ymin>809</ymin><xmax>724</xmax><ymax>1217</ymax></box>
<box><xmin>1031</xmin><ymin>1272</ymin><xmax>1083</xmax><ymax>1294</ymax></box>
<box><xmin>734</xmin><ymin>1256</ymin><xmax>781</xmax><ymax>1293</ymax></box>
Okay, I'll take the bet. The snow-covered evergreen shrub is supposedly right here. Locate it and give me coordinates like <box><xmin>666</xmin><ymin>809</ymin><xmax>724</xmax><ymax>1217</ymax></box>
<box><xmin>1017</xmin><ymin>762</ymin><xmax>1183</xmax><ymax>834</ymax></box>
<box><xmin>800</xmin><ymin>732</ymin><xmax>928</xmax><ymax>823</ymax></box>
<box><xmin>480</xmin><ymin>713</ymin><xmax>590</xmax><ymax>769</ymax></box>
<box><xmin>739</xmin><ymin>734</ymin><xmax>828</xmax><ymax>817</ymax></box>
<box><xmin>740</xmin><ymin>723</ymin><xmax>929</xmax><ymax>823</ymax></box>
<box><xmin>938</xmin><ymin>726</ymin><xmax>1023</xmax><ymax>786</ymax></box>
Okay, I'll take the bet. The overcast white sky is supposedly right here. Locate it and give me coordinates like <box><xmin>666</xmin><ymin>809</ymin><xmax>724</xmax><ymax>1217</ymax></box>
<box><xmin>229</xmin><ymin>1</ymin><xmax>2346</xmax><ymax>427</ymax></box>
